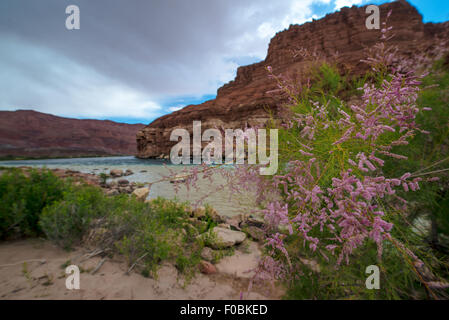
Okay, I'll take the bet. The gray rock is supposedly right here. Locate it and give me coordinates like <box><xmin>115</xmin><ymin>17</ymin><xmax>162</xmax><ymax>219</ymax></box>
<box><xmin>224</xmin><ymin>216</ymin><xmax>242</xmax><ymax>231</ymax></box>
<box><xmin>107</xmin><ymin>180</ymin><xmax>118</xmax><ymax>188</ymax></box>
<box><xmin>246</xmin><ymin>226</ymin><xmax>265</xmax><ymax>242</ymax></box>
<box><xmin>132</xmin><ymin>187</ymin><xmax>150</xmax><ymax>201</ymax></box>
<box><xmin>208</xmin><ymin>208</ymin><xmax>224</xmax><ymax>223</ymax></box>
<box><xmin>105</xmin><ymin>189</ymin><xmax>119</xmax><ymax>196</ymax></box>
<box><xmin>119</xmin><ymin>186</ymin><xmax>132</xmax><ymax>194</ymax></box>
<box><xmin>210</xmin><ymin>227</ymin><xmax>246</xmax><ymax>248</ymax></box>
<box><xmin>199</xmin><ymin>260</ymin><xmax>217</xmax><ymax>274</ymax></box>
<box><xmin>117</xmin><ymin>178</ymin><xmax>129</xmax><ymax>186</ymax></box>
<box><xmin>110</xmin><ymin>169</ymin><xmax>123</xmax><ymax>177</ymax></box>
<box><xmin>299</xmin><ymin>257</ymin><xmax>321</xmax><ymax>273</ymax></box>
<box><xmin>201</xmin><ymin>247</ymin><xmax>215</xmax><ymax>262</ymax></box>
<box><xmin>170</xmin><ymin>174</ymin><xmax>186</xmax><ymax>183</ymax></box>
<box><xmin>246</xmin><ymin>215</ymin><xmax>265</xmax><ymax>228</ymax></box>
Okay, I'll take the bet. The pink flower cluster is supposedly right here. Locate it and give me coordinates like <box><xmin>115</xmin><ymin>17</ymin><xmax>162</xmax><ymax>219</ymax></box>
<box><xmin>259</xmin><ymin>47</ymin><xmax>431</xmax><ymax>269</ymax></box>
<box><xmin>169</xmin><ymin>21</ymin><xmax>438</xmax><ymax>291</ymax></box>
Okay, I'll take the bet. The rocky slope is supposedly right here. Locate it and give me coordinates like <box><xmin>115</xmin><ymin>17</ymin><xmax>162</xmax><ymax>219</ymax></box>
<box><xmin>0</xmin><ymin>110</ymin><xmax>144</xmax><ymax>158</ymax></box>
<box><xmin>137</xmin><ymin>0</ymin><xmax>449</xmax><ymax>158</ymax></box>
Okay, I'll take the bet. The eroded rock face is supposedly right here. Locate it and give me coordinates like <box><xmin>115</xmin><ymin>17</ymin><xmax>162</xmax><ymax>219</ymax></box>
<box><xmin>0</xmin><ymin>110</ymin><xmax>144</xmax><ymax>158</ymax></box>
<box><xmin>136</xmin><ymin>0</ymin><xmax>449</xmax><ymax>158</ymax></box>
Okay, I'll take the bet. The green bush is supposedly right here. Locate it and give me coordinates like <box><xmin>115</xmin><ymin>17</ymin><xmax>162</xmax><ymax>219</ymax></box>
<box><xmin>283</xmin><ymin>212</ymin><xmax>433</xmax><ymax>300</ymax></box>
<box><xmin>0</xmin><ymin>168</ymin><xmax>67</xmax><ymax>238</ymax></box>
<box><xmin>274</xmin><ymin>58</ymin><xmax>449</xmax><ymax>300</ymax></box>
<box><xmin>311</xmin><ymin>62</ymin><xmax>343</xmax><ymax>95</ymax></box>
<box><xmin>39</xmin><ymin>185</ymin><xmax>107</xmax><ymax>249</ymax></box>
<box><xmin>383</xmin><ymin>59</ymin><xmax>449</xmax><ymax>240</ymax></box>
<box><xmin>111</xmin><ymin>197</ymin><xmax>204</xmax><ymax>279</ymax></box>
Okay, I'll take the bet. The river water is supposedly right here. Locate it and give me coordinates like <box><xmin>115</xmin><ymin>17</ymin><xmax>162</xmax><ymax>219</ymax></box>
<box><xmin>0</xmin><ymin>156</ymin><xmax>257</xmax><ymax>218</ymax></box>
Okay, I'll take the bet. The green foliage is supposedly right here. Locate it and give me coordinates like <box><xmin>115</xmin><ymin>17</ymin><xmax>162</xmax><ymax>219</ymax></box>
<box><xmin>383</xmin><ymin>59</ymin><xmax>449</xmax><ymax>239</ymax></box>
<box><xmin>310</xmin><ymin>63</ymin><xmax>343</xmax><ymax>96</ymax></box>
<box><xmin>283</xmin><ymin>211</ymin><xmax>440</xmax><ymax>300</ymax></box>
<box><xmin>274</xmin><ymin>59</ymin><xmax>449</xmax><ymax>300</ymax></box>
<box><xmin>284</xmin><ymin>244</ymin><xmax>419</xmax><ymax>300</ymax></box>
<box><xmin>277</xmin><ymin>63</ymin><xmax>401</xmax><ymax>188</ymax></box>
<box><xmin>0</xmin><ymin>167</ymin><xmax>218</xmax><ymax>280</ymax></box>
<box><xmin>211</xmin><ymin>246</ymin><xmax>235</xmax><ymax>264</ymax></box>
<box><xmin>111</xmin><ymin>197</ymin><xmax>205</xmax><ymax>280</ymax></box>
<box><xmin>200</xmin><ymin>228</ymin><xmax>221</xmax><ymax>249</ymax></box>
<box><xmin>0</xmin><ymin>168</ymin><xmax>67</xmax><ymax>238</ymax></box>
<box><xmin>42</xmin><ymin>192</ymin><xmax>212</xmax><ymax>279</ymax></box>
<box><xmin>99</xmin><ymin>173</ymin><xmax>108</xmax><ymax>185</ymax></box>
<box><xmin>203</xmin><ymin>203</ymin><xmax>219</xmax><ymax>231</ymax></box>
<box><xmin>39</xmin><ymin>185</ymin><xmax>106</xmax><ymax>249</ymax></box>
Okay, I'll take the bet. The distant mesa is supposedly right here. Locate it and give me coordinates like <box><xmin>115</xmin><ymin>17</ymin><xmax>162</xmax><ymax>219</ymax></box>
<box><xmin>0</xmin><ymin>110</ymin><xmax>145</xmax><ymax>159</ymax></box>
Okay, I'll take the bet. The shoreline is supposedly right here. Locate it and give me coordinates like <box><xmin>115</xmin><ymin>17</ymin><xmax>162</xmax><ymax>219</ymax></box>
<box><xmin>0</xmin><ymin>154</ymin><xmax>135</xmax><ymax>162</ymax></box>
<box><xmin>0</xmin><ymin>238</ymin><xmax>282</xmax><ymax>300</ymax></box>
<box><xmin>0</xmin><ymin>167</ymin><xmax>277</xmax><ymax>300</ymax></box>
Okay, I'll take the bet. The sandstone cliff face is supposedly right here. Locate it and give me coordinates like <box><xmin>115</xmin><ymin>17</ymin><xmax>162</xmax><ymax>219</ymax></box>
<box><xmin>0</xmin><ymin>110</ymin><xmax>144</xmax><ymax>158</ymax></box>
<box><xmin>137</xmin><ymin>0</ymin><xmax>449</xmax><ymax>158</ymax></box>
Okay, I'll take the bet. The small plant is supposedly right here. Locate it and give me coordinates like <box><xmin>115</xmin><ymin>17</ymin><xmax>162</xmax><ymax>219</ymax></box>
<box><xmin>22</xmin><ymin>262</ymin><xmax>32</xmax><ymax>284</ymax></box>
<box><xmin>212</xmin><ymin>247</ymin><xmax>235</xmax><ymax>264</ymax></box>
<box><xmin>60</xmin><ymin>260</ymin><xmax>71</xmax><ymax>269</ymax></box>
<box><xmin>201</xmin><ymin>229</ymin><xmax>221</xmax><ymax>249</ymax></box>
<box><xmin>99</xmin><ymin>173</ymin><xmax>109</xmax><ymax>185</ymax></box>
<box><xmin>41</xmin><ymin>273</ymin><xmax>53</xmax><ymax>286</ymax></box>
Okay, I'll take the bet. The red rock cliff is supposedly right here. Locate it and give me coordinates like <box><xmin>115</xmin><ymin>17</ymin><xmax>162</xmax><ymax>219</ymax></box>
<box><xmin>137</xmin><ymin>0</ymin><xmax>449</xmax><ymax>158</ymax></box>
<box><xmin>0</xmin><ymin>110</ymin><xmax>145</xmax><ymax>159</ymax></box>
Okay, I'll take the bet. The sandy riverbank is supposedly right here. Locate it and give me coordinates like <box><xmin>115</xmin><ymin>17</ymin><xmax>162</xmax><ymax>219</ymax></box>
<box><xmin>0</xmin><ymin>238</ymin><xmax>283</xmax><ymax>300</ymax></box>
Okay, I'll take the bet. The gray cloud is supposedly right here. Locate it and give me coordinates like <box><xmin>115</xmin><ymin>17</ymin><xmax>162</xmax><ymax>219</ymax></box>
<box><xmin>0</xmin><ymin>0</ymin><xmax>367</xmax><ymax>122</ymax></box>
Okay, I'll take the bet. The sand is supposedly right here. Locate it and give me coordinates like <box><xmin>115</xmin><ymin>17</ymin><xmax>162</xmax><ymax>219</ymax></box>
<box><xmin>0</xmin><ymin>238</ymin><xmax>283</xmax><ymax>300</ymax></box>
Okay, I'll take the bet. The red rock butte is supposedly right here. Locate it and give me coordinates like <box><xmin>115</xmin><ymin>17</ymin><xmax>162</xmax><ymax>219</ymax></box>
<box><xmin>136</xmin><ymin>0</ymin><xmax>449</xmax><ymax>159</ymax></box>
<box><xmin>0</xmin><ymin>110</ymin><xmax>145</xmax><ymax>158</ymax></box>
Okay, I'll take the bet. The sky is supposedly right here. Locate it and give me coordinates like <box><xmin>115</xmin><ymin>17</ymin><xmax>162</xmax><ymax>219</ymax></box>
<box><xmin>1</xmin><ymin>0</ymin><xmax>448</xmax><ymax>125</ymax></box>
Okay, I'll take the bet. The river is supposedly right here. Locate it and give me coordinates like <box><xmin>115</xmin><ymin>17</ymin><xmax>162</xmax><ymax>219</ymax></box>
<box><xmin>0</xmin><ymin>156</ymin><xmax>257</xmax><ymax>218</ymax></box>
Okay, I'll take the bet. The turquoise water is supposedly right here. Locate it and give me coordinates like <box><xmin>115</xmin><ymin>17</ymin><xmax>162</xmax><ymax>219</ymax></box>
<box><xmin>0</xmin><ymin>156</ymin><xmax>256</xmax><ymax>217</ymax></box>
<box><xmin>0</xmin><ymin>156</ymin><xmax>167</xmax><ymax>168</ymax></box>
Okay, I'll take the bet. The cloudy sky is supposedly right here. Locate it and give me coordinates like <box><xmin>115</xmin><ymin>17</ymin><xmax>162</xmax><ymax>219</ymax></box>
<box><xmin>1</xmin><ymin>0</ymin><xmax>447</xmax><ymax>124</ymax></box>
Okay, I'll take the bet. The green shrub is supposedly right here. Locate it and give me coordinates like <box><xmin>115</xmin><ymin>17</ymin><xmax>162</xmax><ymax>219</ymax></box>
<box><xmin>273</xmin><ymin>58</ymin><xmax>449</xmax><ymax>300</ymax></box>
<box><xmin>110</xmin><ymin>197</ymin><xmax>205</xmax><ymax>280</ymax></box>
<box><xmin>0</xmin><ymin>168</ymin><xmax>67</xmax><ymax>238</ymax></box>
<box><xmin>383</xmin><ymin>59</ymin><xmax>449</xmax><ymax>240</ymax></box>
<box><xmin>283</xmin><ymin>212</ymin><xmax>433</xmax><ymax>300</ymax></box>
<box><xmin>39</xmin><ymin>185</ymin><xmax>107</xmax><ymax>249</ymax></box>
<box><xmin>311</xmin><ymin>62</ymin><xmax>343</xmax><ymax>95</ymax></box>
